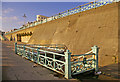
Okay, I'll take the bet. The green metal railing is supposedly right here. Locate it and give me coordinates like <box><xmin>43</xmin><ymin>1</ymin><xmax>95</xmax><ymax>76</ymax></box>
<box><xmin>5</xmin><ymin>0</ymin><xmax>115</xmax><ymax>35</ymax></box>
<box><xmin>71</xmin><ymin>46</ymin><xmax>99</xmax><ymax>76</ymax></box>
<box><xmin>15</xmin><ymin>42</ymin><xmax>99</xmax><ymax>79</ymax></box>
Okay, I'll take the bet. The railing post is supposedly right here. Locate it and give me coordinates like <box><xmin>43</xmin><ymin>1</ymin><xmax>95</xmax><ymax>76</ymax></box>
<box><xmin>45</xmin><ymin>51</ymin><xmax>47</xmax><ymax>66</ymax></box>
<box><xmin>27</xmin><ymin>48</ymin><xmax>30</xmax><ymax>59</ymax></box>
<box><xmin>46</xmin><ymin>18</ymin><xmax>47</xmax><ymax>22</ymax></box>
<box><xmin>52</xmin><ymin>16</ymin><xmax>54</xmax><ymax>20</ymax></box>
<box><xmin>40</xmin><ymin>20</ymin><xmax>42</xmax><ymax>24</ymax></box>
<box><xmin>53</xmin><ymin>54</ymin><xmax>55</xmax><ymax>69</ymax></box>
<box><xmin>65</xmin><ymin>50</ymin><xmax>72</xmax><ymax>79</ymax></box>
<box><xmin>37</xmin><ymin>47</ymin><xmax>40</xmax><ymax>64</ymax></box>
<box><xmin>31</xmin><ymin>48</ymin><xmax>34</xmax><ymax>61</ymax></box>
<box><xmin>92</xmin><ymin>45</ymin><xmax>99</xmax><ymax>72</ymax></box>
<box><xmin>15</xmin><ymin>42</ymin><xmax>17</xmax><ymax>54</ymax></box>
<box><xmin>22</xmin><ymin>45</ymin><xmax>26</xmax><ymax>57</ymax></box>
<box><xmin>67</xmin><ymin>10</ymin><xmax>69</xmax><ymax>16</ymax></box>
<box><xmin>79</xmin><ymin>6</ymin><xmax>81</xmax><ymax>12</ymax></box>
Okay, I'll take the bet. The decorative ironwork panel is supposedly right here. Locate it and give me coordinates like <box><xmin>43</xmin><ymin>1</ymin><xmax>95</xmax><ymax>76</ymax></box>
<box><xmin>46</xmin><ymin>59</ymin><xmax>53</xmax><ymax>68</ymax></box>
<box><xmin>71</xmin><ymin>48</ymin><xmax>97</xmax><ymax>75</ymax></box>
<box><xmin>55</xmin><ymin>62</ymin><xmax>65</xmax><ymax>73</ymax></box>
<box><xmin>39</xmin><ymin>57</ymin><xmax>45</xmax><ymax>64</ymax></box>
<box><xmin>17</xmin><ymin>48</ymin><xmax>23</xmax><ymax>56</ymax></box>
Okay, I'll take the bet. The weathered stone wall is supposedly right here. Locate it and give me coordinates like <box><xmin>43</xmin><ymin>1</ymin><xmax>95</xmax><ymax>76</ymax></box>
<box><xmin>28</xmin><ymin>2</ymin><xmax>119</xmax><ymax>66</ymax></box>
<box><xmin>4</xmin><ymin>2</ymin><xmax>119</xmax><ymax>66</ymax></box>
<box><xmin>21</xmin><ymin>36</ymin><xmax>31</xmax><ymax>43</ymax></box>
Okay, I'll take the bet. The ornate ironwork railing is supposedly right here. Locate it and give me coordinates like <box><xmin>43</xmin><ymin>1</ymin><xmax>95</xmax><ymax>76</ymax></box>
<box><xmin>71</xmin><ymin>46</ymin><xmax>99</xmax><ymax>76</ymax></box>
<box><xmin>15</xmin><ymin>43</ymin><xmax>67</xmax><ymax>75</ymax></box>
<box><xmin>5</xmin><ymin>0</ymin><xmax>116</xmax><ymax>35</ymax></box>
<box><xmin>15</xmin><ymin>42</ymin><xmax>99</xmax><ymax>79</ymax></box>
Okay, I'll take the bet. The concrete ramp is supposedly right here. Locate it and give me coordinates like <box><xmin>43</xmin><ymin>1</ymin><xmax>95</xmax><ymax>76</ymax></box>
<box><xmin>28</xmin><ymin>2</ymin><xmax>119</xmax><ymax>66</ymax></box>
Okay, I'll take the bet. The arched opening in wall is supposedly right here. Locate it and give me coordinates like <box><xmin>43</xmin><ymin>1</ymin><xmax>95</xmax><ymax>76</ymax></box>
<box><xmin>26</xmin><ymin>32</ymin><xmax>29</xmax><ymax>36</ymax></box>
<box><xmin>17</xmin><ymin>34</ymin><xmax>21</xmax><ymax>42</ymax></box>
<box><xmin>30</xmin><ymin>32</ymin><xmax>32</xmax><ymax>36</ymax></box>
<box><xmin>10</xmin><ymin>35</ymin><xmax>13</xmax><ymax>41</ymax></box>
<box><xmin>14</xmin><ymin>37</ymin><xmax>15</xmax><ymax>41</ymax></box>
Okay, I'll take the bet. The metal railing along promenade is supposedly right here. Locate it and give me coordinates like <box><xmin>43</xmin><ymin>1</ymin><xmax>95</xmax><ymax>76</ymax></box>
<box><xmin>5</xmin><ymin>0</ymin><xmax>116</xmax><ymax>35</ymax></box>
<box><xmin>15</xmin><ymin>42</ymin><xmax>99</xmax><ymax>79</ymax></box>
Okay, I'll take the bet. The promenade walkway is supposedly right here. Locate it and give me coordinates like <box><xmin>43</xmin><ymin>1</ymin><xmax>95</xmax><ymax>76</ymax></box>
<box><xmin>2</xmin><ymin>41</ymin><xmax>66</xmax><ymax>80</ymax></box>
<box><xmin>1</xmin><ymin>41</ymin><xmax>119</xmax><ymax>81</ymax></box>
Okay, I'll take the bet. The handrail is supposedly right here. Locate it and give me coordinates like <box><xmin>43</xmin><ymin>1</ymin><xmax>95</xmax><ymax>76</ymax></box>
<box><xmin>16</xmin><ymin>43</ymin><xmax>67</xmax><ymax>53</ymax></box>
<box><xmin>16</xmin><ymin>43</ymin><xmax>67</xmax><ymax>50</ymax></box>
<box><xmin>71</xmin><ymin>53</ymin><xmax>94</xmax><ymax>57</ymax></box>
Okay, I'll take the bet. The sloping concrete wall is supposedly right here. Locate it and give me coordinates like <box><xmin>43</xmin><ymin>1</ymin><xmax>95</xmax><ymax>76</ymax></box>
<box><xmin>21</xmin><ymin>36</ymin><xmax>31</xmax><ymax>43</ymax></box>
<box><xmin>28</xmin><ymin>2</ymin><xmax>119</xmax><ymax>66</ymax></box>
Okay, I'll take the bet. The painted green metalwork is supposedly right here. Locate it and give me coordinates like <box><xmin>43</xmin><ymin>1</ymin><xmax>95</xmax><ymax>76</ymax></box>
<box><xmin>45</xmin><ymin>18</ymin><xmax>47</xmax><ymax>22</ymax></box>
<box><xmin>71</xmin><ymin>45</ymin><xmax>99</xmax><ymax>76</ymax></box>
<box><xmin>15</xmin><ymin>43</ymin><xmax>66</xmax><ymax>75</ymax></box>
<box><xmin>27</xmin><ymin>48</ymin><xmax>31</xmax><ymax>59</ymax></box>
<box><xmin>37</xmin><ymin>47</ymin><xmax>40</xmax><ymax>64</ymax></box>
<box><xmin>65</xmin><ymin>50</ymin><xmax>72</xmax><ymax>79</ymax></box>
<box><xmin>23</xmin><ymin>45</ymin><xmax>26</xmax><ymax>57</ymax></box>
<box><xmin>15</xmin><ymin>43</ymin><xmax>99</xmax><ymax>79</ymax></box>
<box><xmin>15</xmin><ymin>42</ymin><xmax>17</xmax><ymax>54</ymax></box>
<box><xmin>91</xmin><ymin>45</ymin><xmax>99</xmax><ymax>72</ymax></box>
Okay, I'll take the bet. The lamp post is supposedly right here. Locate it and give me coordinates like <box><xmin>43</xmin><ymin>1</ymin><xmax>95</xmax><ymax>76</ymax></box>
<box><xmin>94</xmin><ymin>0</ymin><xmax>96</xmax><ymax>8</ymax></box>
<box><xmin>23</xmin><ymin>14</ymin><xmax>27</xmax><ymax>26</ymax></box>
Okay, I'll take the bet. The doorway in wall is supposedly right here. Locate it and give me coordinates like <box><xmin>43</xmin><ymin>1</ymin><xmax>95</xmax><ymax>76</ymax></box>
<box><xmin>17</xmin><ymin>34</ymin><xmax>21</xmax><ymax>42</ymax></box>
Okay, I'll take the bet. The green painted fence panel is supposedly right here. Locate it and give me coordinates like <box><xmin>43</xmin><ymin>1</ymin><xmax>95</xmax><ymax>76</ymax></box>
<box><xmin>15</xmin><ymin>43</ymin><xmax>99</xmax><ymax>79</ymax></box>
